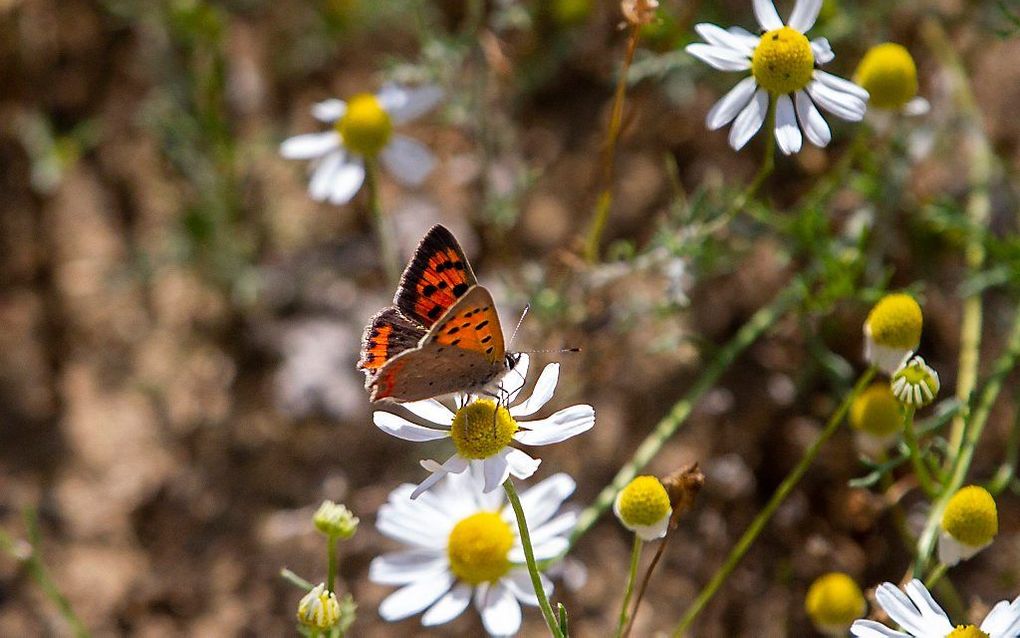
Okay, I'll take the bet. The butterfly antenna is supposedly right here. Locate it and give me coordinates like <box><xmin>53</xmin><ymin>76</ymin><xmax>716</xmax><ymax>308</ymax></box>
<box><xmin>508</xmin><ymin>303</ymin><xmax>530</xmax><ymax>351</ymax></box>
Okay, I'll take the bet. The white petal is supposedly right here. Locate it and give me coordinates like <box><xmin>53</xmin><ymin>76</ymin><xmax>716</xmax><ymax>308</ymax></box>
<box><xmin>685</xmin><ymin>43</ymin><xmax>752</xmax><ymax>72</ymax></box>
<box><xmin>377</xmin><ymin>84</ymin><xmax>444</xmax><ymax>124</ymax></box>
<box><xmin>280</xmin><ymin>132</ymin><xmax>340</xmax><ymax>159</ymax></box>
<box><xmin>727</xmin><ymin>26</ymin><xmax>762</xmax><ymax>48</ymax></box>
<box><xmin>810</xmin><ymin>37</ymin><xmax>835</xmax><ymax>64</ymax></box>
<box><xmin>788</xmin><ymin>0</ymin><xmax>822</xmax><ymax>32</ymax></box>
<box><xmin>903</xmin><ymin>580</ymin><xmax>954</xmax><ymax>633</ymax></box>
<box><xmin>422</xmin><ymin>583</ymin><xmax>473</xmax><ymax>626</ymax></box>
<box><xmin>795</xmin><ymin>90</ymin><xmax>831</xmax><ymax>147</ymax></box>
<box><xmin>522</xmin><ymin>536</ymin><xmax>569</xmax><ymax>561</ymax></box>
<box><xmin>875</xmin><ymin>580</ymin><xmax>953</xmax><ymax>636</ymax></box>
<box><xmin>904</xmin><ymin>96</ymin><xmax>931</xmax><ymax>116</ymax></box>
<box><xmin>311</xmin><ymin>98</ymin><xmax>347</xmax><ymax>122</ymax></box>
<box><xmin>308</xmin><ymin>151</ymin><xmax>343</xmax><ymax>201</ymax></box>
<box><xmin>411</xmin><ymin>455</ymin><xmax>470</xmax><ymax>499</ymax></box>
<box><xmin>753</xmin><ymin>0</ymin><xmax>783</xmax><ymax>30</ymax></box>
<box><xmin>729</xmin><ymin>89</ymin><xmax>769</xmax><ymax>150</ymax></box>
<box><xmin>401</xmin><ymin>399</ymin><xmax>454</xmax><ymax>426</ymax></box>
<box><xmin>328</xmin><ymin>157</ymin><xmax>366</xmax><ymax>205</ymax></box>
<box><xmin>813</xmin><ymin>70</ymin><xmax>870</xmax><ymax>101</ymax></box>
<box><xmin>476</xmin><ymin>582</ymin><xmax>523</xmax><ymax>637</ymax></box>
<box><xmin>774</xmin><ymin>94</ymin><xmax>802</xmax><ymax>155</ymax></box>
<box><xmin>503</xmin><ymin>354</ymin><xmax>531</xmax><ymax>403</ymax></box>
<box><xmin>515</xmin><ymin>405</ymin><xmax>595</xmax><ymax>446</ymax></box>
<box><xmin>374</xmin><ymin>411</ymin><xmax>450</xmax><ymax>442</ymax></box>
<box><xmin>380</xmin><ymin>135</ymin><xmax>436</xmax><ymax>186</ymax></box>
<box><xmin>515</xmin><ymin>473</ymin><xmax>575</xmax><ymax>528</ymax></box>
<box><xmin>694</xmin><ymin>23</ymin><xmax>756</xmax><ymax>55</ymax></box>
<box><xmin>510</xmin><ymin>363</ymin><xmax>560</xmax><ymax>417</ymax></box>
<box><xmin>980</xmin><ymin>595</ymin><xmax>1020</xmax><ymax>637</ymax></box>
<box><xmin>807</xmin><ymin>80</ymin><xmax>867</xmax><ymax>121</ymax></box>
<box><xmin>377</xmin><ymin>504</ymin><xmax>450</xmax><ymax>549</ymax></box>
<box><xmin>369</xmin><ymin>549</ymin><xmax>447</xmax><ymax>585</ymax></box>
<box><xmin>530</xmin><ymin>510</ymin><xmax>578</xmax><ymax>544</ymax></box>
<box><xmin>505</xmin><ymin>448</ymin><xmax>541</xmax><ymax>480</ymax></box>
<box><xmin>503</xmin><ymin>569</ymin><xmax>545</xmax><ymax>606</ymax></box>
<box><xmin>706</xmin><ymin>76</ymin><xmax>758</xmax><ymax>130</ymax></box>
<box><xmin>379</xmin><ymin>572</ymin><xmax>455</xmax><ymax>621</ymax></box>
<box><xmin>482</xmin><ymin>453</ymin><xmax>511</xmax><ymax>493</ymax></box>
<box><xmin>850</xmin><ymin>620</ymin><xmax>910</xmax><ymax>638</ymax></box>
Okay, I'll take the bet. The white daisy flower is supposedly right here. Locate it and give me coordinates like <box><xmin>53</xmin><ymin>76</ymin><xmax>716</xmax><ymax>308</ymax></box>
<box><xmin>370</xmin><ymin>468</ymin><xmax>578</xmax><ymax>636</ymax></box>
<box><xmin>374</xmin><ymin>354</ymin><xmax>596</xmax><ymax>499</ymax></box>
<box><xmin>280</xmin><ymin>83</ymin><xmax>443</xmax><ymax>205</ymax></box>
<box><xmin>685</xmin><ymin>0</ymin><xmax>869</xmax><ymax>154</ymax></box>
<box><xmin>851</xmin><ymin>579</ymin><xmax>1020</xmax><ymax>638</ymax></box>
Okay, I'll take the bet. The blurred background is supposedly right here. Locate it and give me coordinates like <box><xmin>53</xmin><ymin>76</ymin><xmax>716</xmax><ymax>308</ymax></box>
<box><xmin>1</xmin><ymin>0</ymin><xmax>1019</xmax><ymax>635</ymax></box>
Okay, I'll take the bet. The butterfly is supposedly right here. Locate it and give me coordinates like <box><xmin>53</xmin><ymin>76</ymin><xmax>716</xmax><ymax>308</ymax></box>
<box><xmin>358</xmin><ymin>225</ymin><xmax>521</xmax><ymax>403</ymax></box>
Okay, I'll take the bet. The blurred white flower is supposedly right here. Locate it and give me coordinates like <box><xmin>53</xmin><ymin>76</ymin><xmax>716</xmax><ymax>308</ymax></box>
<box><xmin>280</xmin><ymin>84</ymin><xmax>443</xmax><ymax>204</ymax></box>
<box><xmin>371</xmin><ymin>469</ymin><xmax>578</xmax><ymax>636</ymax></box>
<box><xmin>686</xmin><ymin>0</ymin><xmax>868</xmax><ymax>154</ymax></box>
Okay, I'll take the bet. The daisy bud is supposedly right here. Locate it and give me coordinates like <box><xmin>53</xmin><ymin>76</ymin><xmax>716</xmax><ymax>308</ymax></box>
<box><xmin>805</xmin><ymin>572</ymin><xmax>866</xmax><ymax>637</ymax></box>
<box><xmin>890</xmin><ymin>356</ymin><xmax>940</xmax><ymax>408</ymax></box>
<box><xmin>939</xmin><ymin>485</ymin><xmax>998</xmax><ymax>566</ymax></box>
<box><xmin>296</xmin><ymin>583</ymin><xmax>343</xmax><ymax>630</ymax></box>
<box><xmin>313</xmin><ymin>500</ymin><xmax>359</xmax><ymax>540</ymax></box>
<box><xmin>614</xmin><ymin>475</ymin><xmax>671</xmax><ymax>541</ymax></box>
<box><xmin>850</xmin><ymin>383</ymin><xmax>902</xmax><ymax>438</ymax></box>
<box><xmin>854</xmin><ymin>43</ymin><xmax>929</xmax><ymax>115</ymax></box>
<box><xmin>621</xmin><ymin>0</ymin><xmax>658</xmax><ymax>26</ymax></box>
<box><xmin>661</xmin><ymin>463</ymin><xmax>705</xmax><ymax>530</ymax></box>
<box><xmin>864</xmin><ymin>294</ymin><xmax>923</xmax><ymax>374</ymax></box>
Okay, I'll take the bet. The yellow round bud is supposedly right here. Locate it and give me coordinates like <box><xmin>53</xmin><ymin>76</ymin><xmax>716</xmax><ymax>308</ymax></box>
<box><xmin>853</xmin><ymin>43</ymin><xmax>919</xmax><ymax>110</ymax></box>
<box><xmin>614</xmin><ymin>476</ymin><xmax>672</xmax><ymax>541</ymax></box>
<box><xmin>850</xmin><ymin>384</ymin><xmax>902</xmax><ymax>437</ymax></box>
<box><xmin>805</xmin><ymin>572</ymin><xmax>866</xmax><ymax>635</ymax></box>
<box><xmin>942</xmin><ymin>485</ymin><xmax>997</xmax><ymax>548</ymax></box>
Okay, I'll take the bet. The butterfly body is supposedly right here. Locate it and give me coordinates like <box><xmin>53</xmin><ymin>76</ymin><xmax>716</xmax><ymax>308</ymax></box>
<box><xmin>359</xmin><ymin>225</ymin><xmax>515</xmax><ymax>403</ymax></box>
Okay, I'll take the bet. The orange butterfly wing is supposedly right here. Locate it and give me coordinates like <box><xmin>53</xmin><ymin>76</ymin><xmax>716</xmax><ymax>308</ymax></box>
<box><xmin>395</xmin><ymin>225</ymin><xmax>478</xmax><ymax>328</ymax></box>
<box><xmin>357</xmin><ymin>308</ymin><xmax>426</xmax><ymax>373</ymax></box>
<box><xmin>426</xmin><ymin>286</ymin><xmax>505</xmax><ymax>364</ymax></box>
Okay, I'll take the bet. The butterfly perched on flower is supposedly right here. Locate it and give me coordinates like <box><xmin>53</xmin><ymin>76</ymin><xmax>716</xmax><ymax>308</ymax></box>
<box><xmin>358</xmin><ymin>225</ymin><xmax>520</xmax><ymax>402</ymax></box>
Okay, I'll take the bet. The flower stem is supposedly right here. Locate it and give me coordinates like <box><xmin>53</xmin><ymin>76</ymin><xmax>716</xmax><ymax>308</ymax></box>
<box><xmin>365</xmin><ymin>157</ymin><xmax>401</xmax><ymax>286</ymax></box>
<box><xmin>280</xmin><ymin>568</ymin><xmax>315</xmax><ymax>591</ymax></box>
<box><xmin>615</xmin><ymin>535</ymin><xmax>643</xmax><ymax>638</ymax></box>
<box><xmin>623</xmin><ymin>533</ymin><xmax>670</xmax><ymax>638</ymax></box>
<box><xmin>913</xmin><ymin>301</ymin><xmax>1020</xmax><ymax>576</ymax></box>
<box><xmin>672</xmin><ymin>368</ymin><xmax>876</xmax><ymax>635</ymax></box>
<box><xmin>0</xmin><ymin>509</ymin><xmax>91</xmax><ymax>638</ymax></box>
<box><xmin>327</xmin><ymin>535</ymin><xmax>338</xmax><ymax>594</ymax></box>
<box><xmin>924</xmin><ymin>562</ymin><xmax>948</xmax><ymax>589</ymax></box>
<box><xmin>503</xmin><ymin>479</ymin><xmax>563</xmax><ymax>638</ymax></box>
<box><xmin>569</xmin><ymin>273</ymin><xmax>812</xmax><ymax>549</ymax></box>
<box><xmin>901</xmin><ymin>407</ymin><xmax>938</xmax><ymax>498</ymax></box>
<box><xmin>921</xmin><ymin>18</ymin><xmax>991</xmax><ymax>469</ymax></box>
<box><xmin>584</xmin><ymin>23</ymin><xmax>641</xmax><ymax>263</ymax></box>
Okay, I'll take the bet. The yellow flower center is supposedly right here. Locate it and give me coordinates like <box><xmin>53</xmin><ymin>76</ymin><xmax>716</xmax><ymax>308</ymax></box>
<box><xmin>336</xmin><ymin>93</ymin><xmax>392</xmax><ymax>157</ymax></box>
<box><xmin>805</xmin><ymin>573</ymin><xmax>866</xmax><ymax>631</ymax></box>
<box><xmin>447</xmin><ymin>511</ymin><xmax>514</xmax><ymax>585</ymax></box>
<box><xmin>618</xmin><ymin>476</ymin><xmax>671</xmax><ymax>527</ymax></box>
<box><xmin>450</xmin><ymin>399</ymin><xmax>518</xmax><ymax>459</ymax></box>
<box><xmin>866</xmin><ymin>294</ymin><xmax>923</xmax><ymax>350</ymax></box>
<box><xmin>946</xmin><ymin>626</ymin><xmax>991</xmax><ymax>638</ymax></box>
<box><xmin>853</xmin><ymin>43</ymin><xmax>919</xmax><ymax>110</ymax></box>
<box><xmin>751</xmin><ymin>27</ymin><xmax>815</xmax><ymax>95</ymax></box>
<box><xmin>850</xmin><ymin>384</ymin><xmax>902</xmax><ymax>437</ymax></box>
<box><xmin>941</xmin><ymin>485</ymin><xmax>998</xmax><ymax>547</ymax></box>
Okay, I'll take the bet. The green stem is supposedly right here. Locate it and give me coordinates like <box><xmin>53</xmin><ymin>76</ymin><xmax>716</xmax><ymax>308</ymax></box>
<box><xmin>327</xmin><ymin>536</ymin><xmax>338</xmax><ymax>594</ymax></box>
<box><xmin>584</xmin><ymin>23</ymin><xmax>641</xmax><ymax>263</ymax></box>
<box><xmin>925</xmin><ymin>562</ymin><xmax>948</xmax><ymax>589</ymax></box>
<box><xmin>504</xmin><ymin>479</ymin><xmax>563</xmax><ymax>638</ymax></box>
<box><xmin>901</xmin><ymin>407</ymin><xmax>938</xmax><ymax>498</ymax></box>
<box><xmin>622</xmin><ymin>533</ymin><xmax>669</xmax><ymax>638</ymax></box>
<box><xmin>0</xmin><ymin>510</ymin><xmax>91</xmax><ymax>638</ymax></box>
<box><xmin>921</xmin><ymin>18</ymin><xmax>991</xmax><ymax>467</ymax></box>
<box><xmin>569</xmin><ymin>273</ymin><xmax>811</xmax><ymax>549</ymax></box>
<box><xmin>615</xmin><ymin>535</ymin><xmax>643</xmax><ymax>638</ymax></box>
<box><xmin>280</xmin><ymin>568</ymin><xmax>315</xmax><ymax>592</ymax></box>
<box><xmin>913</xmin><ymin>302</ymin><xmax>1020</xmax><ymax>576</ymax></box>
<box><xmin>365</xmin><ymin>157</ymin><xmax>401</xmax><ymax>286</ymax></box>
<box><xmin>672</xmin><ymin>368</ymin><xmax>876</xmax><ymax>635</ymax></box>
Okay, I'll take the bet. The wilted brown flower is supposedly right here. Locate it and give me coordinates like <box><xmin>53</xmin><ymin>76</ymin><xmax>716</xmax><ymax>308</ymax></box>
<box><xmin>661</xmin><ymin>463</ymin><xmax>705</xmax><ymax>530</ymax></box>
<box><xmin>621</xmin><ymin>0</ymin><xmax>659</xmax><ymax>26</ymax></box>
